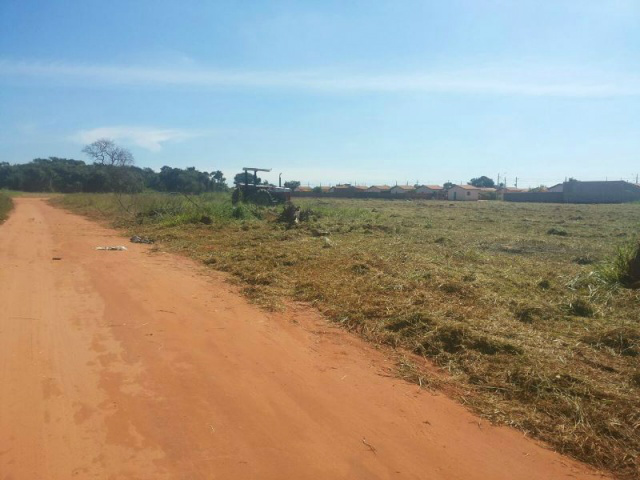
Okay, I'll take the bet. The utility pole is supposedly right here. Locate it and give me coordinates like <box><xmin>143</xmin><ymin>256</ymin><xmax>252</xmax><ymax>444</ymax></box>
<box><xmin>636</xmin><ymin>174</ymin><xmax>639</xmax><ymax>183</ymax></box>
<box><xmin>497</xmin><ymin>173</ymin><xmax>500</xmax><ymax>186</ymax></box>
<box><xmin>515</xmin><ymin>177</ymin><xmax>518</xmax><ymax>188</ymax></box>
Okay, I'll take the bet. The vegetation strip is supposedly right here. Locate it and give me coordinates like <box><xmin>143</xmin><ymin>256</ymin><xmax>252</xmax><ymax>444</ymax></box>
<box><xmin>0</xmin><ymin>192</ymin><xmax>14</xmax><ymax>223</ymax></box>
<box><xmin>55</xmin><ymin>193</ymin><xmax>640</xmax><ymax>479</ymax></box>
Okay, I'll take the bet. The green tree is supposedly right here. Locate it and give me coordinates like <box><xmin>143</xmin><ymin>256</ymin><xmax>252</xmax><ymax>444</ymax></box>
<box><xmin>469</xmin><ymin>176</ymin><xmax>496</xmax><ymax>188</ymax></box>
<box><xmin>234</xmin><ymin>171</ymin><xmax>262</xmax><ymax>185</ymax></box>
<box><xmin>284</xmin><ymin>180</ymin><xmax>301</xmax><ymax>190</ymax></box>
<box><xmin>210</xmin><ymin>170</ymin><xmax>227</xmax><ymax>191</ymax></box>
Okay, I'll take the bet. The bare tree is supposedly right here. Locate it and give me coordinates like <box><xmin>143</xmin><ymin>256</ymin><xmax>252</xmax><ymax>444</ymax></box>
<box><xmin>81</xmin><ymin>138</ymin><xmax>141</xmax><ymax>197</ymax></box>
<box><xmin>82</xmin><ymin>138</ymin><xmax>134</xmax><ymax>167</ymax></box>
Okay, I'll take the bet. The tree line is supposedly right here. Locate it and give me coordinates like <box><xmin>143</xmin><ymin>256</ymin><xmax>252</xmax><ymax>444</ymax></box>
<box><xmin>0</xmin><ymin>139</ymin><xmax>228</xmax><ymax>194</ymax></box>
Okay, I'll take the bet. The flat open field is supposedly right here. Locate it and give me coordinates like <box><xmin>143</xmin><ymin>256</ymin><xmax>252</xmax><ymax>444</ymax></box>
<box><xmin>56</xmin><ymin>193</ymin><xmax>640</xmax><ymax>478</ymax></box>
<box><xmin>2</xmin><ymin>197</ymin><xmax>607</xmax><ymax>479</ymax></box>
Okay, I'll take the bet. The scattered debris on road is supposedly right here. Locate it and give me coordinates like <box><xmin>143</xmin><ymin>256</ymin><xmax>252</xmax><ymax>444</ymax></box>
<box><xmin>96</xmin><ymin>246</ymin><xmax>128</xmax><ymax>251</ymax></box>
<box><xmin>362</xmin><ymin>437</ymin><xmax>377</xmax><ymax>454</ymax></box>
<box><xmin>52</xmin><ymin>257</ymin><xmax>62</xmax><ymax>261</ymax></box>
<box><xmin>130</xmin><ymin>235</ymin><xmax>154</xmax><ymax>244</ymax></box>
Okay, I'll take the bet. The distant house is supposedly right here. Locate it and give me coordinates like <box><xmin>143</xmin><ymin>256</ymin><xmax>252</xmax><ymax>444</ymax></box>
<box><xmin>390</xmin><ymin>185</ymin><xmax>416</xmax><ymax>195</ymax></box>
<box><xmin>367</xmin><ymin>185</ymin><xmax>391</xmax><ymax>193</ymax></box>
<box><xmin>563</xmin><ymin>180</ymin><xmax>640</xmax><ymax>203</ymax></box>
<box><xmin>497</xmin><ymin>187</ymin><xmax>526</xmax><ymax>193</ymax></box>
<box><xmin>415</xmin><ymin>185</ymin><xmax>444</xmax><ymax>199</ymax></box>
<box><xmin>496</xmin><ymin>187</ymin><xmax>527</xmax><ymax>200</ymax></box>
<box><xmin>416</xmin><ymin>185</ymin><xmax>443</xmax><ymax>194</ymax></box>
<box><xmin>329</xmin><ymin>184</ymin><xmax>368</xmax><ymax>196</ymax></box>
<box><xmin>448</xmin><ymin>184</ymin><xmax>496</xmax><ymax>201</ymax></box>
<box><xmin>294</xmin><ymin>186</ymin><xmax>313</xmax><ymax>193</ymax></box>
<box><xmin>503</xmin><ymin>180</ymin><xmax>640</xmax><ymax>204</ymax></box>
<box><xmin>329</xmin><ymin>184</ymin><xmax>352</xmax><ymax>193</ymax></box>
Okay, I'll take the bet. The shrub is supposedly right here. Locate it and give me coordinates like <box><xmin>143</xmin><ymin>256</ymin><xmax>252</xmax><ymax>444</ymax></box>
<box><xmin>596</xmin><ymin>241</ymin><xmax>640</xmax><ymax>289</ymax></box>
<box><xmin>0</xmin><ymin>192</ymin><xmax>13</xmax><ymax>222</ymax></box>
<box><xmin>566</xmin><ymin>298</ymin><xmax>595</xmax><ymax>317</ymax></box>
<box><xmin>547</xmin><ymin>227</ymin><xmax>568</xmax><ymax>236</ymax></box>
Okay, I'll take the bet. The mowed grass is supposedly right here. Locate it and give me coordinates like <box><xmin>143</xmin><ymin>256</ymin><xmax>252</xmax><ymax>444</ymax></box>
<box><xmin>0</xmin><ymin>192</ymin><xmax>14</xmax><ymax>223</ymax></box>
<box><xmin>55</xmin><ymin>193</ymin><xmax>640</xmax><ymax>478</ymax></box>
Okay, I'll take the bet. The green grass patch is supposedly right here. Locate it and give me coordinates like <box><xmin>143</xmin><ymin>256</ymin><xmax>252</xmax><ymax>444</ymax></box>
<box><xmin>0</xmin><ymin>192</ymin><xmax>14</xmax><ymax>223</ymax></box>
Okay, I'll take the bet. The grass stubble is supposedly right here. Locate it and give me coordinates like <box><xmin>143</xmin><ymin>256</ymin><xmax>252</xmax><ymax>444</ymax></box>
<box><xmin>53</xmin><ymin>193</ymin><xmax>640</xmax><ymax>479</ymax></box>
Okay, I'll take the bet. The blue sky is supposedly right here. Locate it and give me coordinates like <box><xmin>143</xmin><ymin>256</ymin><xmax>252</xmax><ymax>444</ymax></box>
<box><xmin>1</xmin><ymin>0</ymin><xmax>638</xmax><ymax>187</ymax></box>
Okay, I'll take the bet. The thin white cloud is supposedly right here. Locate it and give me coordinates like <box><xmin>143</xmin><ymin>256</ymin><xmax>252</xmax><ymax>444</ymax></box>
<box><xmin>1</xmin><ymin>58</ymin><xmax>639</xmax><ymax>97</ymax></box>
<box><xmin>73</xmin><ymin>126</ymin><xmax>197</xmax><ymax>151</ymax></box>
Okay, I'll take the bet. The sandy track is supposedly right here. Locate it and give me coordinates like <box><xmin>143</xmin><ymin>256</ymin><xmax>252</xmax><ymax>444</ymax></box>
<box><xmin>0</xmin><ymin>198</ymin><xmax>606</xmax><ymax>480</ymax></box>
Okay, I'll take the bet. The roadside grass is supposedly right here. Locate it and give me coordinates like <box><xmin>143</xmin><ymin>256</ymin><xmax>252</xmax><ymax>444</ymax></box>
<box><xmin>0</xmin><ymin>189</ymin><xmax>58</xmax><ymax>198</ymax></box>
<box><xmin>0</xmin><ymin>192</ymin><xmax>14</xmax><ymax>223</ymax></box>
<box><xmin>54</xmin><ymin>193</ymin><xmax>640</xmax><ymax>479</ymax></box>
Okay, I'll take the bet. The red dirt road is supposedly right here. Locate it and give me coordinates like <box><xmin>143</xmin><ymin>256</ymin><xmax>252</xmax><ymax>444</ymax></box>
<box><xmin>0</xmin><ymin>198</ymin><xmax>606</xmax><ymax>480</ymax></box>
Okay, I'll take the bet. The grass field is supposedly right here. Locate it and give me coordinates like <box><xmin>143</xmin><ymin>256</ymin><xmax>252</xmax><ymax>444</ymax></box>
<box><xmin>55</xmin><ymin>192</ymin><xmax>640</xmax><ymax>478</ymax></box>
<box><xmin>0</xmin><ymin>192</ymin><xmax>14</xmax><ymax>223</ymax></box>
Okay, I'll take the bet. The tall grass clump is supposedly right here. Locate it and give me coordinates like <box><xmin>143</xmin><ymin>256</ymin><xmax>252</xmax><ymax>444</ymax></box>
<box><xmin>0</xmin><ymin>192</ymin><xmax>14</xmax><ymax>223</ymax></box>
<box><xmin>594</xmin><ymin>241</ymin><xmax>640</xmax><ymax>289</ymax></box>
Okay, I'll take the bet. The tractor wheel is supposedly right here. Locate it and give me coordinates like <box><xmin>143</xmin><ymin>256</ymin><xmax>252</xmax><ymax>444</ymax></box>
<box><xmin>253</xmin><ymin>189</ymin><xmax>274</xmax><ymax>206</ymax></box>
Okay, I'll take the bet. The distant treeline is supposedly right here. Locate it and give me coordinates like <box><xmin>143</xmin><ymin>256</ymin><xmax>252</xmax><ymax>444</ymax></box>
<box><xmin>0</xmin><ymin>158</ymin><xmax>228</xmax><ymax>193</ymax></box>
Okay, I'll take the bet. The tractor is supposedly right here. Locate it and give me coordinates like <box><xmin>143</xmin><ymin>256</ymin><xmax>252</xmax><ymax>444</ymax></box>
<box><xmin>232</xmin><ymin>167</ymin><xmax>292</xmax><ymax>205</ymax></box>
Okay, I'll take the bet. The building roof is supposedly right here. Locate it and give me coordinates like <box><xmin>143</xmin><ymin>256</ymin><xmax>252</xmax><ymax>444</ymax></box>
<box><xmin>498</xmin><ymin>187</ymin><xmax>527</xmax><ymax>193</ymax></box>
<box><xmin>391</xmin><ymin>184</ymin><xmax>416</xmax><ymax>190</ymax></box>
<box><xmin>452</xmin><ymin>184</ymin><xmax>496</xmax><ymax>192</ymax></box>
<box><xmin>295</xmin><ymin>186</ymin><xmax>312</xmax><ymax>192</ymax></box>
<box><xmin>418</xmin><ymin>184</ymin><xmax>444</xmax><ymax>190</ymax></box>
<box><xmin>368</xmin><ymin>185</ymin><xmax>391</xmax><ymax>191</ymax></box>
<box><xmin>330</xmin><ymin>184</ymin><xmax>367</xmax><ymax>191</ymax></box>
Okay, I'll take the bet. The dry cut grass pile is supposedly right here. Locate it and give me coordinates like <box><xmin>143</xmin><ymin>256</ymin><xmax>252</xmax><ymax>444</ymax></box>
<box><xmin>55</xmin><ymin>193</ymin><xmax>640</xmax><ymax>479</ymax></box>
